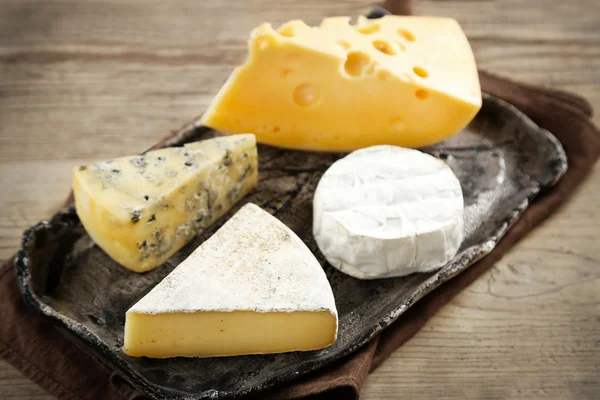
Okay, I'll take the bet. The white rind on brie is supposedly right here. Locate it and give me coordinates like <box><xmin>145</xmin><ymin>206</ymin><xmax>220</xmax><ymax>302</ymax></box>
<box><xmin>313</xmin><ymin>145</ymin><xmax>464</xmax><ymax>279</ymax></box>
<box><xmin>129</xmin><ymin>203</ymin><xmax>338</xmax><ymax>319</ymax></box>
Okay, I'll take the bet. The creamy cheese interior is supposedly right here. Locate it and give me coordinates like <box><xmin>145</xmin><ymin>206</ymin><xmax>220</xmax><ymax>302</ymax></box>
<box><xmin>124</xmin><ymin>311</ymin><xmax>337</xmax><ymax>358</ymax></box>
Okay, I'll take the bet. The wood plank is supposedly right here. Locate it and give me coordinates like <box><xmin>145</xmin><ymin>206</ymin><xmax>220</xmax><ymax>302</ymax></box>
<box><xmin>363</xmin><ymin>164</ymin><xmax>600</xmax><ymax>399</ymax></box>
<box><xmin>0</xmin><ymin>361</ymin><xmax>53</xmax><ymax>399</ymax></box>
<box><xmin>0</xmin><ymin>0</ymin><xmax>598</xmax><ymax>398</ymax></box>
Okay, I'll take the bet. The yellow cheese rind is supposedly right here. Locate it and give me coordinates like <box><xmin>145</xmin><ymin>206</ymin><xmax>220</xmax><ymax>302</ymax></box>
<box><xmin>202</xmin><ymin>16</ymin><xmax>481</xmax><ymax>151</ymax></box>
<box><xmin>123</xmin><ymin>310</ymin><xmax>337</xmax><ymax>358</ymax></box>
<box><xmin>73</xmin><ymin>134</ymin><xmax>258</xmax><ymax>272</ymax></box>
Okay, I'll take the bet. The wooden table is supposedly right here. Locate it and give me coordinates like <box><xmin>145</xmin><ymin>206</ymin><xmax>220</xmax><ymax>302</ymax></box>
<box><xmin>1</xmin><ymin>1</ymin><xmax>598</xmax><ymax>398</ymax></box>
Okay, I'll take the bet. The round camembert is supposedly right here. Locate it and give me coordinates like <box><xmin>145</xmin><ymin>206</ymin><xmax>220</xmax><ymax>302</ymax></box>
<box><xmin>313</xmin><ymin>145</ymin><xmax>464</xmax><ymax>279</ymax></box>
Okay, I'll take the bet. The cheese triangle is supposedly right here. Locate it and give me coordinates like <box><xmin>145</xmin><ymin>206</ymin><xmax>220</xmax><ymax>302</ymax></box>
<box><xmin>201</xmin><ymin>15</ymin><xmax>481</xmax><ymax>151</ymax></box>
<box><xmin>73</xmin><ymin>134</ymin><xmax>258</xmax><ymax>272</ymax></box>
<box><xmin>123</xmin><ymin>203</ymin><xmax>338</xmax><ymax>358</ymax></box>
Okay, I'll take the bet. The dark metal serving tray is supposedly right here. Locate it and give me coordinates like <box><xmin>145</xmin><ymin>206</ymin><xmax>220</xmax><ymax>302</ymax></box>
<box><xmin>15</xmin><ymin>94</ymin><xmax>567</xmax><ymax>399</ymax></box>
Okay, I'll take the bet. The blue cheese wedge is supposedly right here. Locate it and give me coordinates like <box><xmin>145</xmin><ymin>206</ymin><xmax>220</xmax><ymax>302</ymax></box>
<box><xmin>73</xmin><ymin>134</ymin><xmax>258</xmax><ymax>272</ymax></box>
<box><xmin>123</xmin><ymin>203</ymin><xmax>338</xmax><ymax>358</ymax></box>
<box><xmin>313</xmin><ymin>145</ymin><xmax>464</xmax><ymax>279</ymax></box>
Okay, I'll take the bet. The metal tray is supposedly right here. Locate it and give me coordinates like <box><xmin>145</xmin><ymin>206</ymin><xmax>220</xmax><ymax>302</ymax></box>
<box><xmin>15</xmin><ymin>94</ymin><xmax>567</xmax><ymax>399</ymax></box>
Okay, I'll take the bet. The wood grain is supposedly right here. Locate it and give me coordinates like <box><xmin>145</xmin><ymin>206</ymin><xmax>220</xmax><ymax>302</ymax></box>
<box><xmin>0</xmin><ymin>0</ymin><xmax>598</xmax><ymax>399</ymax></box>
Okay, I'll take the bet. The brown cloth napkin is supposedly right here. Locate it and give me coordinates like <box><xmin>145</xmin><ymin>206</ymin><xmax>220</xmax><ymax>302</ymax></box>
<box><xmin>1</xmin><ymin>3</ymin><xmax>599</xmax><ymax>399</ymax></box>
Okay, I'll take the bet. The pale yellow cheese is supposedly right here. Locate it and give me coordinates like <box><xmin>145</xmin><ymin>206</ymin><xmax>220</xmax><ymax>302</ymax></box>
<box><xmin>123</xmin><ymin>204</ymin><xmax>338</xmax><ymax>358</ymax></box>
<box><xmin>124</xmin><ymin>311</ymin><xmax>336</xmax><ymax>358</ymax></box>
<box><xmin>73</xmin><ymin>134</ymin><xmax>258</xmax><ymax>272</ymax></box>
<box><xmin>201</xmin><ymin>16</ymin><xmax>482</xmax><ymax>151</ymax></box>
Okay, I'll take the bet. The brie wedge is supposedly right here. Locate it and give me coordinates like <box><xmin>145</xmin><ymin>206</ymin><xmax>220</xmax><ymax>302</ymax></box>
<box><xmin>313</xmin><ymin>145</ymin><xmax>464</xmax><ymax>279</ymax></box>
<box><xmin>124</xmin><ymin>203</ymin><xmax>338</xmax><ymax>358</ymax></box>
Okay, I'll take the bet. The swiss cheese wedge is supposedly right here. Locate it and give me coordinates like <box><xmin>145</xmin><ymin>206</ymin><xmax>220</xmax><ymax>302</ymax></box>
<box><xmin>201</xmin><ymin>15</ymin><xmax>481</xmax><ymax>151</ymax></box>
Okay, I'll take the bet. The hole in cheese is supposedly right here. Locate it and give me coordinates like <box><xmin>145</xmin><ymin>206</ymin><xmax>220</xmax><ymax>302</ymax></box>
<box><xmin>397</xmin><ymin>28</ymin><xmax>415</xmax><ymax>42</ymax></box>
<box><xmin>293</xmin><ymin>83</ymin><xmax>320</xmax><ymax>107</ymax></box>
<box><xmin>344</xmin><ymin>52</ymin><xmax>371</xmax><ymax>77</ymax></box>
<box><xmin>255</xmin><ymin>36</ymin><xmax>272</xmax><ymax>51</ymax></box>
<box><xmin>415</xmin><ymin>89</ymin><xmax>428</xmax><ymax>100</ymax></box>
<box><xmin>396</xmin><ymin>41</ymin><xmax>406</xmax><ymax>52</ymax></box>
<box><xmin>356</xmin><ymin>24</ymin><xmax>380</xmax><ymax>34</ymax></box>
<box><xmin>373</xmin><ymin>40</ymin><xmax>396</xmax><ymax>56</ymax></box>
<box><xmin>413</xmin><ymin>66</ymin><xmax>429</xmax><ymax>78</ymax></box>
<box><xmin>336</xmin><ymin>40</ymin><xmax>351</xmax><ymax>50</ymax></box>
<box><xmin>278</xmin><ymin>25</ymin><xmax>295</xmax><ymax>37</ymax></box>
<box><xmin>389</xmin><ymin>117</ymin><xmax>406</xmax><ymax>132</ymax></box>
<box><xmin>376</xmin><ymin>69</ymin><xmax>392</xmax><ymax>80</ymax></box>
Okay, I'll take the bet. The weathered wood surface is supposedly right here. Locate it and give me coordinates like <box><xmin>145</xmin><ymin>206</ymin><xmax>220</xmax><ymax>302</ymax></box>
<box><xmin>0</xmin><ymin>0</ymin><xmax>598</xmax><ymax>399</ymax></box>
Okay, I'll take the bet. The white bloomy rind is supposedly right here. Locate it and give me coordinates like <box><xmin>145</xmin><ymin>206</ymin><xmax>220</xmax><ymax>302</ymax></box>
<box><xmin>129</xmin><ymin>203</ymin><xmax>338</xmax><ymax>326</ymax></box>
<box><xmin>313</xmin><ymin>145</ymin><xmax>464</xmax><ymax>279</ymax></box>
